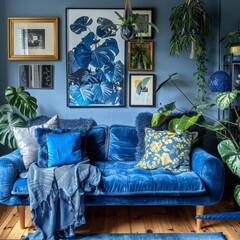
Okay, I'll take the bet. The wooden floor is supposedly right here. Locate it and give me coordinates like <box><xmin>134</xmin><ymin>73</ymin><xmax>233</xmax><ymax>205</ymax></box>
<box><xmin>0</xmin><ymin>201</ymin><xmax>240</xmax><ymax>240</ymax></box>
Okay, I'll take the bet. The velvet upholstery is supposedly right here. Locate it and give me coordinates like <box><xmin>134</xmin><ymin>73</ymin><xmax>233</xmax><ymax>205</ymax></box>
<box><xmin>35</xmin><ymin>127</ymin><xmax>89</xmax><ymax>168</ymax></box>
<box><xmin>0</xmin><ymin>118</ymin><xmax>224</xmax><ymax>211</ymax></box>
<box><xmin>107</xmin><ymin>125</ymin><xmax>138</xmax><ymax>162</ymax></box>
<box><xmin>46</xmin><ymin>132</ymin><xmax>82</xmax><ymax>167</ymax></box>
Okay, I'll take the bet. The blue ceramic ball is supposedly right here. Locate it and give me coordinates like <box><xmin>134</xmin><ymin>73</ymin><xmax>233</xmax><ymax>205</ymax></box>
<box><xmin>208</xmin><ymin>71</ymin><xmax>231</xmax><ymax>92</ymax></box>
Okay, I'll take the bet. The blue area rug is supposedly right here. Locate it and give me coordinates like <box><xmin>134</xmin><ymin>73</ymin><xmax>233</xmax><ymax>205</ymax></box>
<box><xmin>72</xmin><ymin>232</ymin><xmax>226</xmax><ymax>240</ymax></box>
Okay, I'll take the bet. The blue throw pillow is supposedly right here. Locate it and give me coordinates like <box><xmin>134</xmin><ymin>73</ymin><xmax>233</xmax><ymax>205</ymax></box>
<box><xmin>46</xmin><ymin>132</ymin><xmax>82</xmax><ymax>167</ymax></box>
<box><xmin>35</xmin><ymin>127</ymin><xmax>88</xmax><ymax>168</ymax></box>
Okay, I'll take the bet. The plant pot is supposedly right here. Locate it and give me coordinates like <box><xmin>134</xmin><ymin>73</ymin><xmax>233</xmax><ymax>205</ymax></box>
<box><xmin>228</xmin><ymin>43</ymin><xmax>240</xmax><ymax>56</ymax></box>
<box><xmin>120</xmin><ymin>24</ymin><xmax>135</xmax><ymax>40</ymax></box>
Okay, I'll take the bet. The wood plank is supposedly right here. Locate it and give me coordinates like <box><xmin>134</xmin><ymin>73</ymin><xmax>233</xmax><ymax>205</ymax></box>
<box><xmin>0</xmin><ymin>206</ymin><xmax>17</xmax><ymax>236</ymax></box>
<box><xmin>129</xmin><ymin>206</ymin><xmax>146</xmax><ymax>233</ymax></box>
<box><xmin>1</xmin><ymin>201</ymin><xmax>240</xmax><ymax>239</ymax></box>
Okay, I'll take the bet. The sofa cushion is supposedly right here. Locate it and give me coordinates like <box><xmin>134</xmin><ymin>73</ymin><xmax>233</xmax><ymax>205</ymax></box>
<box><xmin>107</xmin><ymin>125</ymin><xmax>138</xmax><ymax>162</ymax></box>
<box><xmin>135</xmin><ymin>128</ymin><xmax>196</xmax><ymax>171</ymax></box>
<box><xmin>135</xmin><ymin>112</ymin><xmax>205</xmax><ymax>162</ymax></box>
<box><xmin>46</xmin><ymin>132</ymin><xmax>82</xmax><ymax>167</ymax></box>
<box><xmin>94</xmin><ymin>161</ymin><xmax>206</xmax><ymax>196</ymax></box>
<box><xmin>11</xmin><ymin>178</ymin><xmax>28</xmax><ymax>195</ymax></box>
<box><xmin>13</xmin><ymin>115</ymin><xmax>59</xmax><ymax>170</ymax></box>
<box><xmin>86</xmin><ymin>125</ymin><xmax>108</xmax><ymax>162</ymax></box>
<box><xmin>35</xmin><ymin>127</ymin><xmax>89</xmax><ymax>168</ymax></box>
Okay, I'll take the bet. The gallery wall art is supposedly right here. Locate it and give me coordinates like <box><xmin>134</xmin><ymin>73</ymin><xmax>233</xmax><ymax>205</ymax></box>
<box><xmin>66</xmin><ymin>8</ymin><xmax>126</xmax><ymax>107</ymax></box>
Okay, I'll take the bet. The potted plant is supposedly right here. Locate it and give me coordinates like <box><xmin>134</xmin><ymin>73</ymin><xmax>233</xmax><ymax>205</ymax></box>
<box><xmin>220</xmin><ymin>29</ymin><xmax>240</xmax><ymax>55</ymax></box>
<box><xmin>152</xmin><ymin>73</ymin><xmax>240</xmax><ymax>207</ymax></box>
<box><xmin>0</xmin><ymin>86</ymin><xmax>38</xmax><ymax>149</ymax></box>
<box><xmin>130</xmin><ymin>42</ymin><xmax>152</xmax><ymax>70</ymax></box>
<box><xmin>169</xmin><ymin>0</ymin><xmax>211</xmax><ymax>101</ymax></box>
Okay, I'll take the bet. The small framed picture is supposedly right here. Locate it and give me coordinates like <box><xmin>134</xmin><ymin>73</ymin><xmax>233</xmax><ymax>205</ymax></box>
<box><xmin>132</xmin><ymin>9</ymin><xmax>153</xmax><ymax>38</ymax></box>
<box><xmin>128</xmin><ymin>41</ymin><xmax>153</xmax><ymax>71</ymax></box>
<box><xmin>8</xmin><ymin>17</ymin><xmax>58</xmax><ymax>60</ymax></box>
<box><xmin>129</xmin><ymin>74</ymin><xmax>155</xmax><ymax>107</ymax></box>
<box><xmin>19</xmin><ymin>64</ymin><xmax>53</xmax><ymax>89</ymax></box>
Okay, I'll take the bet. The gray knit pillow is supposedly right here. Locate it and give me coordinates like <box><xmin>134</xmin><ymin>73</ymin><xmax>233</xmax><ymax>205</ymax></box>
<box><xmin>13</xmin><ymin>115</ymin><xmax>59</xmax><ymax>170</ymax></box>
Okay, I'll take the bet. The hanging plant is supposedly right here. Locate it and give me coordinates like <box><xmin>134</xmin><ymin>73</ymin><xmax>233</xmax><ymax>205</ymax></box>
<box><xmin>169</xmin><ymin>0</ymin><xmax>211</xmax><ymax>101</ymax></box>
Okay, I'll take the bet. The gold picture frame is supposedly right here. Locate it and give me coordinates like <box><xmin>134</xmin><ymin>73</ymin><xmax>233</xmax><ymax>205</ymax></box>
<box><xmin>8</xmin><ymin>17</ymin><xmax>59</xmax><ymax>60</ymax></box>
<box><xmin>128</xmin><ymin>41</ymin><xmax>153</xmax><ymax>71</ymax></box>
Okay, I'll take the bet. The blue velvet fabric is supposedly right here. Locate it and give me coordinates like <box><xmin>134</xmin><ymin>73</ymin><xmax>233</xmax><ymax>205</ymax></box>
<box><xmin>107</xmin><ymin>125</ymin><xmax>138</xmax><ymax>162</ymax></box>
<box><xmin>93</xmin><ymin>161</ymin><xmax>206</xmax><ymax>196</ymax></box>
<box><xmin>46</xmin><ymin>132</ymin><xmax>82</xmax><ymax>167</ymax></box>
<box><xmin>35</xmin><ymin>127</ymin><xmax>88</xmax><ymax>168</ymax></box>
<box><xmin>0</xmin><ymin>123</ymin><xmax>224</xmax><ymax>209</ymax></box>
<box><xmin>85</xmin><ymin>125</ymin><xmax>108</xmax><ymax>162</ymax></box>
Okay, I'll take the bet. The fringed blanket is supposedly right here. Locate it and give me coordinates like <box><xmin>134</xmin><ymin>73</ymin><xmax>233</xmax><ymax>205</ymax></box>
<box><xmin>23</xmin><ymin>162</ymin><xmax>101</xmax><ymax>240</ymax></box>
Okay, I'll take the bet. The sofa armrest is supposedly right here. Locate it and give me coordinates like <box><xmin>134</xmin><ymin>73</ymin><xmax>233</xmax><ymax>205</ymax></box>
<box><xmin>0</xmin><ymin>149</ymin><xmax>25</xmax><ymax>202</ymax></box>
<box><xmin>191</xmin><ymin>147</ymin><xmax>225</xmax><ymax>202</ymax></box>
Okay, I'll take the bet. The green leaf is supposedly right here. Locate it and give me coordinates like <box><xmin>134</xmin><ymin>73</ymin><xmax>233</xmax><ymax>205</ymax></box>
<box><xmin>151</xmin><ymin>102</ymin><xmax>176</xmax><ymax>127</ymax></box>
<box><xmin>168</xmin><ymin>112</ymin><xmax>202</xmax><ymax>133</ymax></box>
<box><xmin>218</xmin><ymin>139</ymin><xmax>240</xmax><ymax>178</ymax></box>
<box><xmin>234</xmin><ymin>185</ymin><xmax>240</xmax><ymax>207</ymax></box>
<box><xmin>196</xmin><ymin>103</ymin><xmax>215</xmax><ymax>110</ymax></box>
<box><xmin>0</xmin><ymin>112</ymin><xmax>27</xmax><ymax>149</ymax></box>
<box><xmin>216</xmin><ymin>90</ymin><xmax>238</xmax><ymax>110</ymax></box>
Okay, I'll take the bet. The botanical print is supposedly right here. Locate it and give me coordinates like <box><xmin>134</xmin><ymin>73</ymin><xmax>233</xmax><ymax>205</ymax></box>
<box><xmin>66</xmin><ymin>9</ymin><xmax>125</xmax><ymax>107</ymax></box>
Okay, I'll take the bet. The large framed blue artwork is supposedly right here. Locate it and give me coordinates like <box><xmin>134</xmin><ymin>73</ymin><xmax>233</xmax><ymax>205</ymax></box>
<box><xmin>66</xmin><ymin>8</ymin><xmax>126</xmax><ymax>107</ymax></box>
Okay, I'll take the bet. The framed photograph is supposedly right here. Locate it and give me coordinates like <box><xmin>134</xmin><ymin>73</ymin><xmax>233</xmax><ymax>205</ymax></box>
<box><xmin>66</xmin><ymin>8</ymin><xmax>126</xmax><ymax>107</ymax></box>
<box><xmin>132</xmin><ymin>9</ymin><xmax>153</xmax><ymax>38</ymax></box>
<box><xmin>8</xmin><ymin>17</ymin><xmax>58</xmax><ymax>60</ymax></box>
<box><xmin>128</xmin><ymin>41</ymin><xmax>153</xmax><ymax>71</ymax></box>
<box><xmin>129</xmin><ymin>74</ymin><xmax>155</xmax><ymax>107</ymax></box>
<box><xmin>19</xmin><ymin>64</ymin><xmax>53</xmax><ymax>89</ymax></box>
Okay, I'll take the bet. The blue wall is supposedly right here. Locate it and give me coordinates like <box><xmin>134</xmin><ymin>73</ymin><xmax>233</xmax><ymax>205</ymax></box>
<box><xmin>0</xmin><ymin>0</ymin><xmax>235</xmax><ymax>127</ymax></box>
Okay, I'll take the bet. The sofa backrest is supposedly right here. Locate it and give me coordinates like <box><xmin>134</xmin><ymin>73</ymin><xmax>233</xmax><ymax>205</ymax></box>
<box><xmin>85</xmin><ymin>125</ymin><xmax>139</xmax><ymax>162</ymax></box>
<box><xmin>107</xmin><ymin>125</ymin><xmax>138</xmax><ymax>162</ymax></box>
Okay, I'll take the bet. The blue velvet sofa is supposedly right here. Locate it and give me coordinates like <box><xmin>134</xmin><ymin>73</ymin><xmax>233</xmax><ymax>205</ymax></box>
<box><xmin>0</xmin><ymin>114</ymin><xmax>225</xmax><ymax>230</ymax></box>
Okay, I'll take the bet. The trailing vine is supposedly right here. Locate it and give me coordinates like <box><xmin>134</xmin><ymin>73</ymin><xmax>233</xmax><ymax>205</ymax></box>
<box><xmin>169</xmin><ymin>0</ymin><xmax>211</xmax><ymax>101</ymax></box>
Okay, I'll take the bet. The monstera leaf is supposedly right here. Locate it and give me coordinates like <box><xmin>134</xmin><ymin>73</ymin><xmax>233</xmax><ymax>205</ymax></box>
<box><xmin>69</xmin><ymin>84</ymin><xmax>93</xmax><ymax>106</ymax></box>
<box><xmin>218</xmin><ymin>139</ymin><xmax>240</xmax><ymax>178</ymax></box>
<box><xmin>0</xmin><ymin>105</ymin><xmax>27</xmax><ymax>149</ymax></box>
<box><xmin>103</xmin><ymin>60</ymin><xmax>124</xmax><ymax>83</ymax></box>
<box><xmin>96</xmin><ymin>17</ymin><xmax>117</xmax><ymax>38</ymax></box>
<box><xmin>5</xmin><ymin>86</ymin><xmax>38</xmax><ymax>119</ymax></box>
<box><xmin>68</xmin><ymin>50</ymin><xmax>80</xmax><ymax>74</ymax></box>
<box><xmin>75</xmin><ymin>34</ymin><xmax>119</xmax><ymax>69</ymax></box>
<box><xmin>92</xmin><ymin>82</ymin><xmax>113</xmax><ymax>103</ymax></box>
<box><xmin>234</xmin><ymin>185</ymin><xmax>240</xmax><ymax>207</ymax></box>
<box><xmin>216</xmin><ymin>90</ymin><xmax>238</xmax><ymax>110</ymax></box>
<box><xmin>70</xmin><ymin>16</ymin><xmax>93</xmax><ymax>34</ymax></box>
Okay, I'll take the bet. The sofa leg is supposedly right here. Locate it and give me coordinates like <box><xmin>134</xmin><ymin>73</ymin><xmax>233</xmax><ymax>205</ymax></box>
<box><xmin>17</xmin><ymin>206</ymin><xmax>25</xmax><ymax>229</ymax></box>
<box><xmin>196</xmin><ymin>205</ymin><xmax>204</xmax><ymax>230</ymax></box>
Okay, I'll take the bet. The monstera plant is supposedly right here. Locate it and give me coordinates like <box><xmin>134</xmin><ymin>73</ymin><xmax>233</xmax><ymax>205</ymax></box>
<box><xmin>0</xmin><ymin>86</ymin><xmax>38</xmax><ymax>149</ymax></box>
<box><xmin>152</xmin><ymin>73</ymin><xmax>240</xmax><ymax>206</ymax></box>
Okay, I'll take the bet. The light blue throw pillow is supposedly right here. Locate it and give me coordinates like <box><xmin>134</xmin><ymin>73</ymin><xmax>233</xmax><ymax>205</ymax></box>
<box><xmin>46</xmin><ymin>132</ymin><xmax>82</xmax><ymax>167</ymax></box>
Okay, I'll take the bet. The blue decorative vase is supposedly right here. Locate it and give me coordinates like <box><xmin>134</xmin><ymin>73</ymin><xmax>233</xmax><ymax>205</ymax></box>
<box><xmin>208</xmin><ymin>71</ymin><xmax>231</xmax><ymax>92</ymax></box>
<box><xmin>120</xmin><ymin>24</ymin><xmax>135</xmax><ymax>40</ymax></box>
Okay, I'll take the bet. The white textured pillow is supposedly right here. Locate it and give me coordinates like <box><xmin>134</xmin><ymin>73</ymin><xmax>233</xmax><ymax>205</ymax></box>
<box><xmin>13</xmin><ymin>115</ymin><xmax>59</xmax><ymax>170</ymax></box>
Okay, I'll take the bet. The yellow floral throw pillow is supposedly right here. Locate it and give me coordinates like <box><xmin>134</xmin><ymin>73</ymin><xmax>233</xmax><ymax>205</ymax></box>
<box><xmin>135</xmin><ymin>128</ymin><xmax>196</xmax><ymax>171</ymax></box>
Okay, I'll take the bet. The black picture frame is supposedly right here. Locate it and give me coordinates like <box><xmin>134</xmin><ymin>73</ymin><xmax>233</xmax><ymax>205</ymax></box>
<box><xmin>66</xmin><ymin>8</ymin><xmax>126</xmax><ymax>108</ymax></box>
<box><xmin>129</xmin><ymin>74</ymin><xmax>156</xmax><ymax>107</ymax></box>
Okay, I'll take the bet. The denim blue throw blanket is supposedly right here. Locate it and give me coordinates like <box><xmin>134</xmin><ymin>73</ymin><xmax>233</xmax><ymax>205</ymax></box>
<box><xmin>23</xmin><ymin>162</ymin><xmax>101</xmax><ymax>240</ymax></box>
